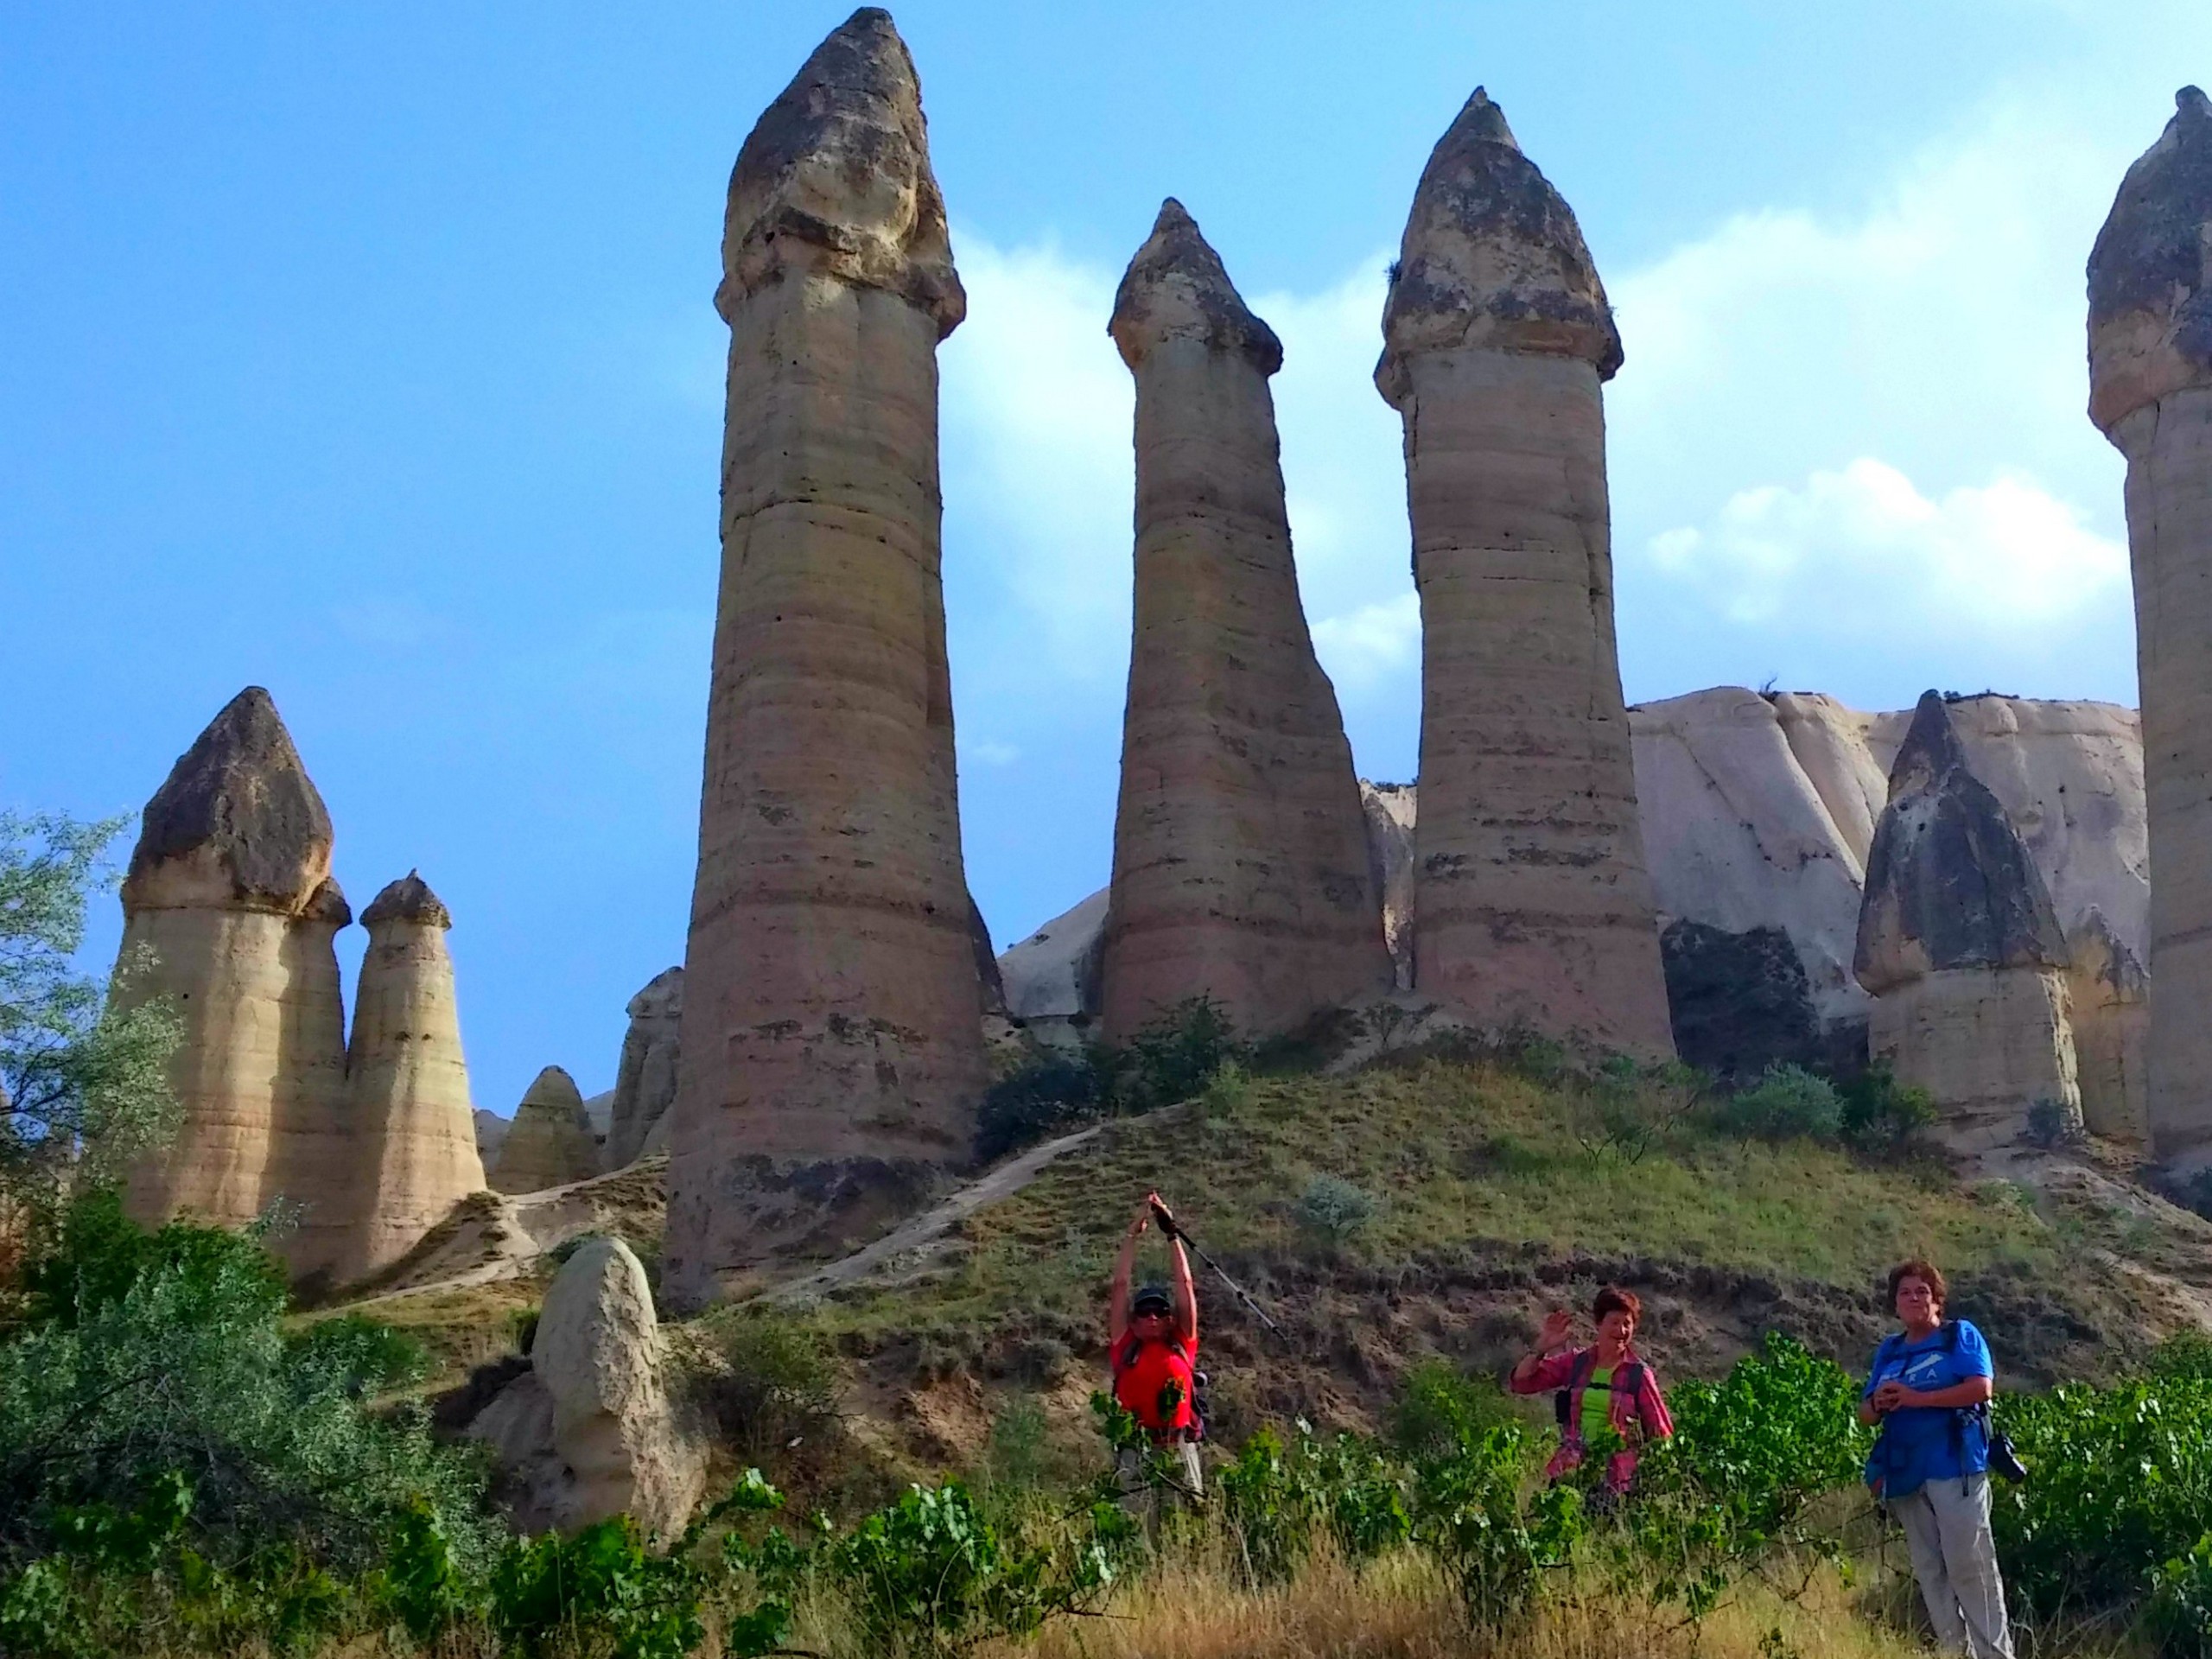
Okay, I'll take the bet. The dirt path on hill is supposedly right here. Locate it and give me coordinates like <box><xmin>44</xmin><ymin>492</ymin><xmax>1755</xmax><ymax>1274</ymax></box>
<box><xmin>755</xmin><ymin>1123</ymin><xmax>1108</xmax><ymax>1306</ymax></box>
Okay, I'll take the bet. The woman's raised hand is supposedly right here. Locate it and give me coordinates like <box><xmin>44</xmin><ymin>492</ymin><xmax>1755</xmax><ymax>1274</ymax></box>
<box><xmin>1537</xmin><ymin>1309</ymin><xmax>1575</xmax><ymax>1351</ymax></box>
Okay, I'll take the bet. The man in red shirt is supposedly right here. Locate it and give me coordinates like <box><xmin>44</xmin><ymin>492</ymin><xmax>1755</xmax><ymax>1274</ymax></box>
<box><xmin>1107</xmin><ymin>1192</ymin><xmax>1201</xmax><ymax>1519</ymax></box>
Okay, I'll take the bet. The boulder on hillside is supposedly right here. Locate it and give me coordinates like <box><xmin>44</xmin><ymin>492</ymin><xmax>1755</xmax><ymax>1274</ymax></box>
<box><xmin>466</xmin><ymin>1236</ymin><xmax>704</xmax><ymax>1536</ymax></box>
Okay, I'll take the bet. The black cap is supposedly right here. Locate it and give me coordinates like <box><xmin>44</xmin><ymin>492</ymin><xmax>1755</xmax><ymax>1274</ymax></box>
<box><xmin>1131</xmin><ymin>1284</ymin><xmax>1173</xmax><ymax>1317</ymax></box>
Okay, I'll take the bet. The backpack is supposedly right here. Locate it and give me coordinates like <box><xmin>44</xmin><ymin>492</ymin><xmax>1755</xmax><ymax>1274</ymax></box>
<box><xmin>1554</xmin><ymin>1349</ymin><xmax>1648</xmax><ymax>1439</ymax></box>
<box><xmin>1868</xmin><ymin>1321</ymin><xmax>2025</xmax><ymax>1485</ymax></box>
<box><xmin>1111</xmin><ymin>1332</ymin><xmax>1206</xmax><ymax>1441</ymax></box>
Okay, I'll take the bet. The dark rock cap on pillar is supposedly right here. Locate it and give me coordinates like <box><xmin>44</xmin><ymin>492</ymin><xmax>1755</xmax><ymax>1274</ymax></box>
<box><xmin>1376</xmin><ymin>86</ymin><xmax>1622</xmax><ymax>407</ymax></box>
<box><xmin>361</xmin><ymin>869</ymin><xmax>453</xmax><ymax>931</ymax></box>
<box><xmin>1854</xmin><ymin>692</ymin><xmax>2071</xmax><ymax>995</ymax></box>
<box><xmin>2088</xmin><ymin>87</ymin><xmax>2212</xmax><ymax>433</ymax></box>
<box><xmin>124</xmin><ymin>686</ymin><xmax>334</xmax><ymax>913</ymax></box>
<box><xmin>719</xmin><ymin>6</ymin><xmax>963</xmax><ymax>335</ymax></box>
<box><xmin>1109</xmin><ymin>198</ymin><xmax>1283</xmax><ymax>371</ymax></box>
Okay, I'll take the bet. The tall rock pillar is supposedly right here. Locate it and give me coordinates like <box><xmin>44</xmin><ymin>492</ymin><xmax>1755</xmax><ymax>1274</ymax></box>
<box><xmin>342</xmin><ymin>873</ymin><xmax>485</xmax><ymax>1280</ymax></box>
<box><xmin>1375</xmin><ymin>89</ymin><xmax>1671</xmax><ymax>1054</ymax></box>
<box><xmin>1855</xmin><ymin>694</ymin><xmax>2080</xmax><ymax>1149</ymax></box>
<box><xmin>667</xmin><ymin>8</ymin><xmax>985</xmax><ymax>1301</ymax></box>
<box><xmin>2088</xmin><ymin>86</ymin><xmax>2212</xmax><ymax>1160</ymax></box>
<box><xmin>117</xmin><ymin>688</ymin><xmax>353</xmax><ymax>1260</ymax></box>
<box><xmin>266</xmin><ymin>875</ymin><xmax>360</xmax><ymax>1281</ymax></box>
<box><xmin>1099</xmin><ymin>200</ymin><xmax>1391</xmax><ymax>1041</ymax></box>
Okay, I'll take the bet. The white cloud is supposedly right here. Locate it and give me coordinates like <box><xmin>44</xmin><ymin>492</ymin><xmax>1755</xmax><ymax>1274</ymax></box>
<box><xmin>1312</xmin><ymin>591</ymin><xmax>1421</xmax><ymax>691</ymax></box>
<box><xmin>963</xmin><ymin>737</ymin><xmax>1021</xmax><ymax>766</ymax></box>
<box><xmin>1648</xmin><ymin>458</ymin><xmax>2127</xmax><ymax>633</ymax></box>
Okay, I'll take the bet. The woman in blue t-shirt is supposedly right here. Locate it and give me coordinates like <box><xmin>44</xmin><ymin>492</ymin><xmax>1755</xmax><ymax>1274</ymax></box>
<box><xmin>1859</xmin><ymin>1259</ymin><xmax>2014</xmax><ymax>1659</ymax></box>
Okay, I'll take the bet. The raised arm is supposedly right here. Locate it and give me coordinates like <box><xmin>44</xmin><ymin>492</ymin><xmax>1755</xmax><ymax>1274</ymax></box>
<box><xmin>1169</xmin><ymin>1235</ymin><xmax>1198</xmax><ymax>1346</ymax></box>
<box><xmin>1510</xmin><ymin>1308</ymin><xmax>1578</xmax><ymax>1393</ymax></box>
<box><xmin>1109</xmin><ymin>1205</ymin><xmax>1147</xmax><ymax>1346</ymax></box>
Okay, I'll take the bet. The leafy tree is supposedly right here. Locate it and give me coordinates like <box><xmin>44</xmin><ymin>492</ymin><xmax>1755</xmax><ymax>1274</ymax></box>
<box><xmin>0</xmin><ymin>811</ymin><xmax>180</xmax><ymax>1243</ymax></box>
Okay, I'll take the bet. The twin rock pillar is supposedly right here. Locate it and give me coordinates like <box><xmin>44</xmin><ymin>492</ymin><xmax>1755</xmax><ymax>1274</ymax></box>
<box><xmin>345</xmin><ymin>872</ymin><xmax>487</xmax><ymax>1276</ymax></box>
<box><xmin>116</xmin><ymin>687</ymin><xmax>357</xmax><ymax>1280</ymax></box>
<box><xmin>2088</xmin><ymin>86</ymin><xmax>2212</xmax><ymax>1160</ymax></box>
<box><xmin>1100</xmin><ymin>200</ymin><xmax>1390</xmax><ymax>1040</ymax></box>
<box><xmin>1375</xmin><ymin>89</ymin><xmax>1672</xmax><ymax>1054</ymax></box>
<box><xmin>666</xmin><ymin>9</ymin><xmax>987</xmax><ymax>1303</ymax></box>
<box><xmin>1854</xmin><ymin>693</ymin><xmax>2080</xmax><ymax>1148</ymax></box>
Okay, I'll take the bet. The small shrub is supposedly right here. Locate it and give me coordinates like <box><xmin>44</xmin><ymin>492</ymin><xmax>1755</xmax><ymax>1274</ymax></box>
<box><xmin>709</xmin><ymin>1307</ymin><xmax>842</xmax><ymax>1459</ymax></box>
<box><xmin>1107</xmin><ymin>997</ymin><xmax>1243</xmax><ymax>1116</ymax></box>
<box><xmin>1294</xmin><ymin>1174</ymin><xmax>1377</xmax><ymax>1246</ymax></box>
<box><xmin>1459</xmin><ymin>1133</ymin><xmax>1548</xmax><ymax>1179</ymax></box>
<box><xmin>1837</xmin><ymin>1062</ymin><xmax>1936</xmax><ymax>1154</ymax></box>
<box><xmin>1712</xmin><ymin>1064</ymin><xmax>1842</xmax><ymax>1142</ymax></box>
<box><xmin>1388</xmin><ymin>1360</ymin><xmax>1522</xmax><ymax>1463</ymax></box>
<box><xmin>1192</xmin><ymin>1058</ymin><xmax>1249</xmax><ymax>1125</ymax></box>
<box><xmin>2024</xmin><ymin>1094</ymin><xmax>2082</xmax><ymax>1149</ymax></box>
<box><xmin>975</xmin><ymin>1052</ymin><xmax>1104</xmax><ymax>1163</ymax></box>
<box><xmin>284</xmin><ymin>1313</ymin><xmax>431</xmax><ymax>1399</ymax></box>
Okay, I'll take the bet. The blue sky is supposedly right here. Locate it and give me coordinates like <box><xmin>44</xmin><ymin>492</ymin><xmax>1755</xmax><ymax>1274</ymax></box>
<box><xmin>4</xmin><ymin>2</ymin><xmax>2205</xmax><ymax>1116</ymax></box>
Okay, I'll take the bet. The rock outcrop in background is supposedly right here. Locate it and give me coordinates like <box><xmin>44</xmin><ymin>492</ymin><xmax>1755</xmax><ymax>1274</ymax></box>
<box><xmin>344</xmin><ymin>872</ymin><xmax>487</xmax><ymax>1280</ymax></box>
<box><xmin>666</xmin><ymin>10</ymin><xmax>988</xmax><ymax>1302</ymax></box>
<box><xmin>2067</xmin><ymin>909</ymin><xmax>2150</xmax><ymax>1142</ymax></box>
<box><xmin>607</xmin><ymin>968</ymin><xmax>682</xmax><ymax>1170</ymax></box>
<box><xmin>115</xmin><ymin>689</ymin><xmax>355</xmax><ymax>1277</ymax></box>
<box><xmin>1855</xmin><ymin>694</ymin><xmax>2081</xmax><ymax>1147</ymax></box>
<box><xmin>1098</xmin><ymin>199</ymin><xmax>1389</xmax><ymax>1042</ymax></box>
<box><xmin>1375</xmin><ymin>88</ymin><xmax>1673</xmax><ymax>1056</ymax></box>
<box><xmin>2089</xmin><ymin>86</ymin><xmax>2212</xmax><ymax>1161</ymax></box>
<box><xmin>493</xmin><ymin>1066</ymin><xmax>601</xmax><ymax>1195</ymax></box>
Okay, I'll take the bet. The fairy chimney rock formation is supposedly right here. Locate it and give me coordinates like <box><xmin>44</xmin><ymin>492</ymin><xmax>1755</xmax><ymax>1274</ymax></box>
<box><xmin>118</xmin><ymin>688</ymin><xmax>354</xmax><ymax>1274</ymax></box>
<box><xmin>493</xmin><ymin>1065</ymin><xmax>601</xmax><ymax>1195</ymax></box>
<box><xmin>1376</xmin><ymin>88</ymin><xmax>1672</xmax><ymax>1055</ymax></box>
<box><xmin>344</xmin><ymin>872</ymin><xmax>486</xmax><ymax>1278</ymax></box>
<box><xmin>1098</xmin><ymin>199</ymin><xmax>1390</xmax><ymax>1040</ymax></box>
<box><xmin>2067</xmin><ymin>908</ymin><xmax>2150</xmax><ymax>1142</ymax></box>
<box><xmin>667</xmin><ymin>7</ymin><xmax>987</xmax><ymax>1303</ymax></box>
<box><xmin>2088</xmin><ymin>87</ymin><xmax>2212</xmax><ymax>1160</ymax></box>
<box><xmin>1855</xmin><ymin>694</ymin><xmax>2080</xmax><ymax>1147</ymax></box>
<box><xmin>607</xmin><ymin>969</ymin><xmax>683</xmax><ymax>1170</ymax></box>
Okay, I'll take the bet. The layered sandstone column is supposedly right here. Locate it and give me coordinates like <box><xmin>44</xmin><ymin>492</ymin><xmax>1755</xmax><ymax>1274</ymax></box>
<box><xmin>265</xmin><ymin>876</ymin><xmax>360</xmax><ymax>1281</ymax></box>
<box><xmin>342</xmin><ymin>873</ymin><xmax>486</xmax><ymax>1279</ymax></box>
<box><xmin>1856</xmin><ymin>694</ymin><xmax>2080</xmax><ymax>1149</ymax></box>
<box><xmin>1099</xmin><ymin>200</ymin><xmax>1390</xmax><ymax>1041</ymax></box>
<box><xmin>493</xmin><ymin>1066</ymin><xmax>601</xmax><ymax>1194</ymax></box>
<box><xmin>118</xmin><ymin>688</ymin><xmax>351</xmax><ymax>1245</ymax></box>
<box><xmin>2067</xmin><ymin>909</ymin><xmax>2150</xmax><ymax>1143</ymax></box>
<box><xmin>2088</xmin><ymin>86</ymin><xmax>2212</xmax><ymax>1160</ymax></box>
<box><xmin>1375</xmin><ymin>89</ymin><xmax>1671</xmax><ymax>1055</ymax></box>
<box><xmin>666</xmin><ymin>9</ymin><xmax>986</xmax><ymax>1300</ymax></box>
<box><xmin>607</xmin><ymin>968</ymin><xmax>683</xmax><ymax>1170</ymax></box>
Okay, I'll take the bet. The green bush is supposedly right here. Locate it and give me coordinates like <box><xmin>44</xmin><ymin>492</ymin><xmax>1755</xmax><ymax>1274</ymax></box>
<box><xmin>978</xmin><ymin>1000</ymin><xmax>1244</xmax><ymax>1161</ymax></box>
<box><xmin>706</xmin><ymin>1306</ymin><xmax>842</xmax><ymax>1460</ymax></box>
<box><xmin>1837</xmin><ymin>1062</ymin><xmax>1937</xmax><ymax>1154</ymax></box>
<box><xmin>1712</xmin><ymin>1065</ymin><xmax>1843</xmax><ymax>1142</ymax></box>
<box><xmin>1294</xmin><ymin>1173</ymin><xmax>1378</xmax><ymax>1246</ymax></box>
<box><xmin>1388</xmin><ymin>1360</ymin><xmax>1523</xmax><ymax>1463</ymax></box>
<box><xmin>0</xmin><ymin>1192</ymin><xmax>497</xmax><ymax>1580</ymax></box>
<box><xmin>975</xmin><ymin>1052</ymin><xmax>1103</xmax><ymax>1162</ymax></box>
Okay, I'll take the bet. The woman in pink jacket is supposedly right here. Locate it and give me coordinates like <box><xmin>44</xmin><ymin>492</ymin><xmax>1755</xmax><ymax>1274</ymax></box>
<box><xmin>1509</xmin><ymin>1286</ymin><xmax>1675</xmax><ymax>1497</ymax></box>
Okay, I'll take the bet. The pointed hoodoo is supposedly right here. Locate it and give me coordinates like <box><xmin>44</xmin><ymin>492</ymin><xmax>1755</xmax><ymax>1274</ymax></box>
<box><xmin>118</xmin><ymin>688</ymin><xmax>355</xmax><ymax>1276</ymax></box>
<box><xmin>667</xmin><ymin>8</ymin><xmax>987</xmax><ymax>1305</ymax></box>
<box><xmin>343</xmin><ymin>870</ymin><xmax>486</xmax><ymax>1279</ymax></box>
<box><xmin>1854</xmin><ymin>693</ymin><xmax>2080</xmax><ymax>1147</ymax></box>
<box><xmin>493</xmin><ymin>1066</ymin><xmax>601</xmax><ymax>1194</ymax></box>
<box><xmin>1374</xmin><ymin>87</ymin><xmax>1671</xmax><ymax>1053</ymax></box>
<box><xmin>1098</xmin><ymin>198</ymin><xmax>1390</xmax><ymax>1040</ymax></box>
<box><xmin>607</xmin><ymin>968</ymin><xmax>683</xmax><ymax>1169</ymax></box>
<box><xmin>2088</xmin><ymin>87</ymin><xmax>2212</xmax><ymax>1160</ymax></box>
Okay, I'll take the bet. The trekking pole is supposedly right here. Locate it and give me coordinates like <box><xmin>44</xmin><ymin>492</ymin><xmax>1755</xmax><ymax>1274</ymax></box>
<box><xmin>1150</xmin><ymin>1194</ymin><xmax>1281</xmax><ymax>1334</ymax></box>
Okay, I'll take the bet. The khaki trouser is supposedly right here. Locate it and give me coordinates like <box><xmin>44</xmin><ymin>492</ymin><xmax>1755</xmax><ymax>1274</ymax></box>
<box><xmin>1116</xmin><ymin>1440</ymin><xmax>1204</xmax><ymax>1533</ymax></box>
<box><xmin>1891</xmin><ymin>1473</ymin><xmax>2015</xmax><ymax>1659</ymax></box>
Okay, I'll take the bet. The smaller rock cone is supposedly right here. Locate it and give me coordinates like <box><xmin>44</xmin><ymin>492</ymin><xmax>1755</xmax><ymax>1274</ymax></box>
<box><xmin>493</xmin><ymin>1066</ymin><xmax>601</xmax><ymax>1195</ymax></box>
<box><xmin>343</xmin><ymin>872</ymin><xmax>486</xmax><ymax>1277</ymax></box>
<box><xmin>607</xmin><ymin>969</ymin><xmax>683</xmax><ymax>1170</ymax></box>
<box><xmin>1856</xmin><ymin>692</ymin><xmax>2079</xmax><ymax>1147</ymax></box>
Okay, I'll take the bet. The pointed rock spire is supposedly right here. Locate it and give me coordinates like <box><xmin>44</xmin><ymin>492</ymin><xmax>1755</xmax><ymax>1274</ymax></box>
<box><xmin>124</xmin><ymin>685</ymin><xmax>333</xmax><ymax>913</ymax></box>
<box><xmin>719</xmin><ymin>6</ymin><xmax>963</xmax><ymax>334</ymax></box>
<box><xmin>1109</xmin><ymin>198</ymin><xmax>1282</xmax><ymax>371</ymax></box>
<box><xmin>363</xmin><ymin>869</ymin><xmax>451</xmax><ymax>930</ymax></box>
<box><xmin>2088</xmin><ymin>86</ymin><xmax>2212</xmax><ymax>431</ymax></box>
<box><xmin>1854</xmin><ymin>693</ymin><xmax>2071</xmax><ymax>995</ymax></box>
<box><xmin>493</xmin><ymin>1065</ymin><xmax>601</xmax><ymax>1194</ymax></box>
<box><xmin>1376</xmin><ymin>86</ymin><xmax>1621</xmax><ymax>406</ymax></box>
